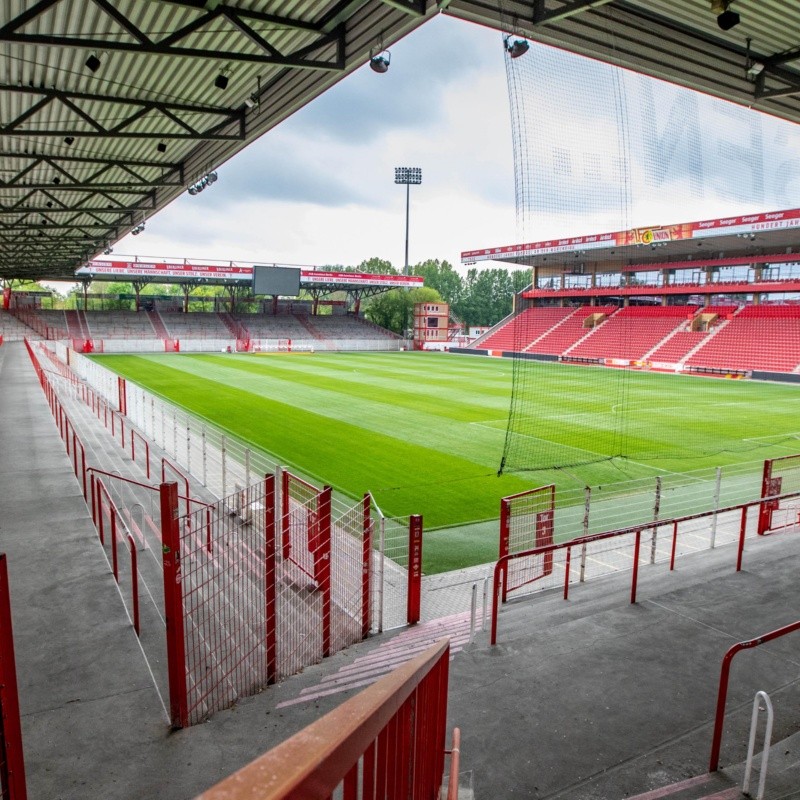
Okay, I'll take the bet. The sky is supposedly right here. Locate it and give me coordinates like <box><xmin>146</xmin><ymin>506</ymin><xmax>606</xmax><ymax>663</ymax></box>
<box><xmin>45</xmin><ymin>11</ymin><xmax>800</xmax><ymax>294</ymax></box>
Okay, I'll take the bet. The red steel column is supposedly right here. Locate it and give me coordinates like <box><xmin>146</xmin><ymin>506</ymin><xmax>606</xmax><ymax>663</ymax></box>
<box><xmin>117</xmin><ymin>376</ymin><xmax>127</xmax><ymax>415</ymax></box>
<box><xmin>407</xmin><ymin>515</ymin><xmax>423</xmax><ymax>625</ymax></box>
<box><xmin>319</xmin><ymin>487</ymin><xmax>332</xmax><ymax>657</ymax></box>
<box><xmin>0</xmin><ymin>555</ymin><xmax>27</xmax><ymax>800</ymax></box>
<box><xmin>281</xmin><ymin>469</ymin><xmax>291</xmax><ymax>560</ymax></box>
<box><xmin>499</xmin><ymin>499</ymin><xmax>511</xmax><ymax>602</ymax></box>
<box><xmin>361</xmin><ymin>493</ymin><xmax>372</xmax><ymax>640</ymax></box>
<box><xmin>160</xmin><ymin>482</ymin><xmax>188</xmax><ymax>728</ymax></box>
<box><xmin>264</xmin><ymin>475</ymin><xmax>277</xmax><ymax>684</ymax></box>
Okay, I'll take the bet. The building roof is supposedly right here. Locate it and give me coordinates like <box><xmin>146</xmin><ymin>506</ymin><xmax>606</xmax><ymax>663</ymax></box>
<box><xmin>461</xmin><ymin>206</ymin><xmax>800</xmax><ymax>274</ymax></box>
<box><xmin>2</xmin><ymin>1</ymin><xmax>798</xmax><ymax>282</ymax></box>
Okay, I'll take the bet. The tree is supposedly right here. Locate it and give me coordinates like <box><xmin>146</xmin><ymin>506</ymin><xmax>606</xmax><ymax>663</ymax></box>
<box><xmin>411</xmin><ymin>259</ymin><xmax>463</xmax><ymax>307</ymax></box>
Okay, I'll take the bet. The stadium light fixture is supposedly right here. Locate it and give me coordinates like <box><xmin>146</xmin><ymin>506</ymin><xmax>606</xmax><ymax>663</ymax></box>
<box><xmin>187</xmin><ymin>171</ymin><xmax>219</xmax><ymax>196</ymax></box>
<box><xmin>504</xmin><ymin>35</ymin><xmax>530</xmax><ymax>59</ymax></box>
<box><xmin>370</xmin><ymin>51</ymin><xmax>391</xmax><ymax>73</ymax></box>
<box><xmin>64</xmin><ymin>136</ymin><xmax>74</xmax><ymax>146</ymax></box>
<box><xmin>394</xmin><ymin>167</ymin><xmax>422</xmax><ymax>275</ymax></box>
<box><xmin>214</xmin><ymin>66</ymin><xmax>231</xmax><ymax>90</ymax></box>
<box><xmin>156</xmin><ymin>141</ymin><xmax>167</xmax><ymax>153</ymax></box>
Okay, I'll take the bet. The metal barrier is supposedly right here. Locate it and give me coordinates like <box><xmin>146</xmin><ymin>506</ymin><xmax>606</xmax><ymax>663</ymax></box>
<box><xmin>162</xmin><ymin>476</ymin><xmax>374</xmax><ymax>727</ymax></box>
<box><xmin>742</xmin><ymin>691</ymin><xmax>773</xmax><ymax>800</ymax></box>
<box><xmin>709</xmin><ymin>619</ymin><xmax>800</xmax><ymax>772</ymax></box>
<box><xmin>0</xmin><ymin>555</ymin><xmax>27</xmax><ymax>800</ymax></box>
<box><xmin>491</xmin><ymin>492</ymin><xmax>800</xmax><ymax>646</ymax></box>
<box><xmin>195</xmin><ymin>639</ymin><xmax>451</xmax><ymax>800</ymax></box>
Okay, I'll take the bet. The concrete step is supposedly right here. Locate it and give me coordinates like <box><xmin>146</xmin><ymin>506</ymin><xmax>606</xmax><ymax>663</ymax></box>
<box><xmin>624</xmin><ymin>773</ymin><xmax>738</xmax><ymax>799</ymax></box>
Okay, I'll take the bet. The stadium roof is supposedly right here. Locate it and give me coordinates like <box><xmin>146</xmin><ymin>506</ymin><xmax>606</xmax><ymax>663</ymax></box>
<box><xmin>74</xmin><ymin>257</ymin><xmax>424</xmax><ymax>292</ymax></box>
<box><xmin>461</xmin><ymin>207</ymin><xmax>800</xmax><ymax>274</ymax></box>
<box><xmin>3</xmin><ymin>1</ymin><xmax>799</xmax><ymax>283</ymax></box>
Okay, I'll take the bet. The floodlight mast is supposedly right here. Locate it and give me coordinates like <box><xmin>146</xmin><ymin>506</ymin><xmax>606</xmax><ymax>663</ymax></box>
<box><xmin>394</xmin><ymin>167</ymin><xmax>422</xmax><ymax>275</ymax></box>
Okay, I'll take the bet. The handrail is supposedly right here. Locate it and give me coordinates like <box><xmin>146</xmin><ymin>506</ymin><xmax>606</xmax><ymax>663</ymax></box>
<box><xmin>196</xmin><ymin>638</ymin><xmax>451</xmax><ymax>800</ymax></box>
<box><xmin>709</xmin><ymin>620</ymin><xmax>800</xmax><ymax>772</ymax></box>
<box><xmin>446</xmin><ymin>727</ymin><xmax>461</xmax><ymax>800</ymax></box>
<box><xmin>491</xmin><ymin>490</ymin><xmax>800</xmax><ymax>645</ymax></box>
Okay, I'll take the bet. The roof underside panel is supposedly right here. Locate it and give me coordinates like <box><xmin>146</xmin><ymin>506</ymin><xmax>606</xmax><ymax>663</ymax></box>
<box><xmin>1</xmin><ymin>0</ymin><xmax>798</xmax><ymax>281</ymax></box>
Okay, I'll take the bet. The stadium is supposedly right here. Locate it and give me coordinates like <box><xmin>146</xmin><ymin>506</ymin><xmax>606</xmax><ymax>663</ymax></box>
<box><xmin>1</xmin><ymin>2</ymin><xmax>800</xmax><ymax>799</ymax></box>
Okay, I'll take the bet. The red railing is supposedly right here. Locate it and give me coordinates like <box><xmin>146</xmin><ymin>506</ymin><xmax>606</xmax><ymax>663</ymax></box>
<box><xmin>130</xmin><ymin>429</ymin><xmax>151</xmax><ymax>478</ymax></box>
<box><xmin>162</xmin><ymin>457</ymin><xmax>190</xmax><ymax>517</ymax></box>
<box><xmin>196</xmin><ymin>639</ymin><xmax>452</xmax><ymax>800</ymax></box>
<box><xmin>0</xmin><ymin>555</ymin><xmax>27</xmax><ymax>800</ymax></box>
<box><xmin>491</xmin><ymin>490</ymin><xmax>800</xmax><ymax>645</ymax></box>
<box><xmin>709</xmin><ymin>619</ymin><xmax>800</xmax><ymax>772</ymax></box>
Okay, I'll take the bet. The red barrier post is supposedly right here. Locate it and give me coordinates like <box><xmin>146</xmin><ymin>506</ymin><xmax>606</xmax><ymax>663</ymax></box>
<box><xmin>407</xmin><ymin>515</ymin><xmax>423</xmax><ymax>625</ymax></box>
<box><xmin>0</xmin><ymin>555</ymin><xmax>28</xmax><ymax>800</ymax></box>
<box><xmin>736</xmin><ymin>506</ymin><xmax>748</xmax><ymax>572</ymax></box>
<box><xmin>110</xmin><ymin>504</ymin><xmax>119</xmax><ymax>583</ymax></box>
<box><xmin>160</xmin><ymin>481</ymin><xmax>188</xmax><ymax>729</ymax></box>
<box><xmin>362</xmin><ymin>493</ymin><xmax>372</xmax><ymax>640</ymax></box>
<box><xmin>281</xmin><ymin>469</ymin><xmax>291</xmax><ymax>559</ymax></box>
<box><xmin>319</xmin><ymin>486</ymin><xmax>332</xmax><ymax>658</ymax></box>
<box><xmin>563</xmin><ymin>545</ymin><xmax>572</xmax><ymax>600</ymax></box>
<box><xmin>669</xmin><ymin>520</ymin><xmax>678</xmax><ymax>571</ymax></box>
<box><xmin>630</xmin><ymin>530</ymin><xmax>642</xmax><ymax>604</ymax></box>
<box><xmin>264</xmin><ymin>475</ymin><xmax>277</xmax><ymax>684</ymax></box>
<box><xmin>490</xmin><ymin>561</ymin><xmax>505</xmax><ymax>645</ymax></box>
<box><xmin>499</xmin><ymin>498</ymin><xmax>510</xmax><ymax>602</ymax></box>
<box><xmin>128</xmin><ymin>535</ymin><xmax>139</xmax><ymax>636</ymax></box>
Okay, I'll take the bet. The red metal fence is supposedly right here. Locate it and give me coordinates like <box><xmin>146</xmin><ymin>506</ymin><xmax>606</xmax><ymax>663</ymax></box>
<box><xmin>196</xmin><ymin>639</ymin><xmax>451</xmax><ymax>800</ymax></box>
<box><xmin>491</xmin><ymin>490</ymin><xmax>800</xmax><ymax>645</ymax></box>
<box><xmin>163</xmin><ymin>476</ymin><xmax>374</xmax><ymax>727</ymax></box>
<box><xmin>0</xmin><ymin>555</ymin><xmax>27</xmax><ymax>800</ymax></box>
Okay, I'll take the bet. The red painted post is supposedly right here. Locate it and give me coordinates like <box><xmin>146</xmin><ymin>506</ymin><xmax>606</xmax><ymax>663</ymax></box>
<box><xmin>281</xmin><ymin>469</ymin><xmax>291</xmax><ymax>560</ymax></box>
<box><xmin>110</xmin><ymin>504</ymin><xmax>119</xmax><ymax>582</ymax></box>
<box><xmin>362</xmin><ymin>493</ymin><xmax>372</xmax><ymax>640</ymax></box>
<box><xmin>264</xmin><ymin>475</ymin><xmax>277</xmax><ymax>684</ymax></box>
<box><xmin>490</xmin><ymin>561</ymin><xmax>504</xmax><ymax>645</ymax></box>
<box><xmin>563</xmin><ymin>546</ymin><xmax>571</xmax><ymax>600</ymax></box>
<box><xmin>407</xmin><ymin>515</ymin><xmax>423</xmax><ymax>625</ymax></box>
<box><xmin>757</xmin><ymin>458</ymin><xmax>773</xmax><ymax>535</ymax></box>
<box><xmin>97</xmin><ymin>482</ymin><xmax>106</xmax><ymax>546</ymax></box>
<box><xmin>499</xmin><ymin>498</ymin><xmax>510</xmax><ymax>602</ymax></box>
<box><xmin>128</xmin><ymin>535</ymin><xmax>139</xmax><ymax>636</ymax></box>
<box><xmin>160</xmin><ymin>482</ymin><xmax>188</xmax><ymax>729</ymax></box>
<box><xmin>319</xmin><ymin>486</ymin><xmax>332</xmax><ymax>658</ymax></box>
<box><xmin>669</xmin><ymin>521</ymin><xmax>678</xmax><ymax>570</ymax></box>
<box><xmin>117</xmin><ymin>376</ymin><xmax>127</xmax><ymax>415</ymax></box>
<box><xmin>736</xmin><ymin>506</ymin><xmax>748</xmax><ymax>572</ymax></box>
<box><xmin>0</xmin><ymin>555</ymin><xmax>28</xmax><ymax>800</ymax></box>
<box><xmin>631</xmin><ymin>530</ymin><xmax>642</xmax><ymax>604</ymax></box>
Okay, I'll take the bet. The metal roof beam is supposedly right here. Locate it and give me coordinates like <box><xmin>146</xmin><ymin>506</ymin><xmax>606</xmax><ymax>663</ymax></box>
<box><xmin>533</xmin><ymin>0</ymin><xmax>616</xmax><ymax>26</ymax></box>
<box><xmin>378</xmin><ymin>0</ymin><xmax>427</xmax><ymax>15</ymax></box>
<box><xmin>0</xmin><ymin>152</ymin><xmax>182</xmax><ymax>172</ymax></box>
<box><xmin>0</xmin><ymin>181</ymin><xmax>173</xmax><ymax>191</ymax></box>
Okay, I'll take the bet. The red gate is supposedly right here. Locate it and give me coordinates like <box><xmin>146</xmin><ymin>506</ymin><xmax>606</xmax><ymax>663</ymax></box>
<box><xmin>759</xmin><ymin>454</ymin><xmax>800</xmax><ymax>534</ymax></box>
<box><xmin>500</xmin><ymin>485</ymin><xmax>555</xmax><ymax>601</ymax></box>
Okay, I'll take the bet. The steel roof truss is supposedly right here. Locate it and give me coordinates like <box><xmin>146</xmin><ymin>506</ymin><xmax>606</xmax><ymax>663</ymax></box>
<box><xmin>1</xmin><ymin>2</ymin><xmax>348</xmax><ymax>70</ymax></box>
<box><xmin>533</xmin><ymin>0</ymin><xmax>616</xmax><ymax>26</ymax></box>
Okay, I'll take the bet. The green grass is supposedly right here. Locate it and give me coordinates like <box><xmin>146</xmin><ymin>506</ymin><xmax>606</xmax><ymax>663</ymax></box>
<box><xmin>93</xmin><ymin>351</ymin><xmax>800</xmax><ymax>571</ymax></box>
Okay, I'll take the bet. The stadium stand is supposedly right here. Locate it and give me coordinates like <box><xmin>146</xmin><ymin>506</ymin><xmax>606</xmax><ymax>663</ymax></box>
<box><xmin>646</xmin><ymin>329</ymin><xmax>707</xmax><ymax>363</ymax></box>
<box><xmin>567</xmin><ymin>305</ymin><xmax>698</xmax><ymax>361</ymax></box>
<box><xmin>297</xmin><ymin>314</ymin><xmax>400</xmax><ymax>342</ymax></box>
<box><xmin>64</xmin><ymin>309</ymin><xmax>90</xmax><ymax>340</ymax></box>
<box><xmin>159</xmin><ymin>311</ymin><xmax>231</xmax><ymax>338</ymax></box>
<box><xmin>686</xmin><ymin>305</ymin><xmax>800</xmax><ymax>373</ymax></box>
<box><xmin>475</xmin><ymin>306</ymin><xmax>573</xmax><ymax>350</ymax></box>
<box><xmin>529</xmin><ymin>305</ymin><xmax>617</xmax><ymax>355</ymax></box>
<box><xmin>233</xmin><ymin>313</ymin><xmax>315</xmax><ymax>340</ymax></box>
<box><xmin>83</xmin><ymin>311</ymin><xmax>159</xmax><ymax>339</ymax></box>
<box><xmin>0</xmin><ymin>310</ymin><xmax>33</xmax><ymax>342</ymax></box>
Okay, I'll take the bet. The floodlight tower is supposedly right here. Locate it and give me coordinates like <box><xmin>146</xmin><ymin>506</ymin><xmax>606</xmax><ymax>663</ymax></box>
<box><xmin>394</xmin><ymin>167</ymin><xmax>422</xmax><ymax>275</ymax></box>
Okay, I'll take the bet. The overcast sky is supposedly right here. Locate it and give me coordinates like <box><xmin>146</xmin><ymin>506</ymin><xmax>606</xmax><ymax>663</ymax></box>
<box><xmin>47</xmin><ymin>12</ymin><xmax>800</xmax><ymax>293</ymax></box>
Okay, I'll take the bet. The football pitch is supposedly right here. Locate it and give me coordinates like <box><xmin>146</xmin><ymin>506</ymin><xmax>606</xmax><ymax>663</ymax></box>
<box><xmin>95</xmin><ymin>351</ymin><xmax>800</xmax><ymax>567</ymax></box>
